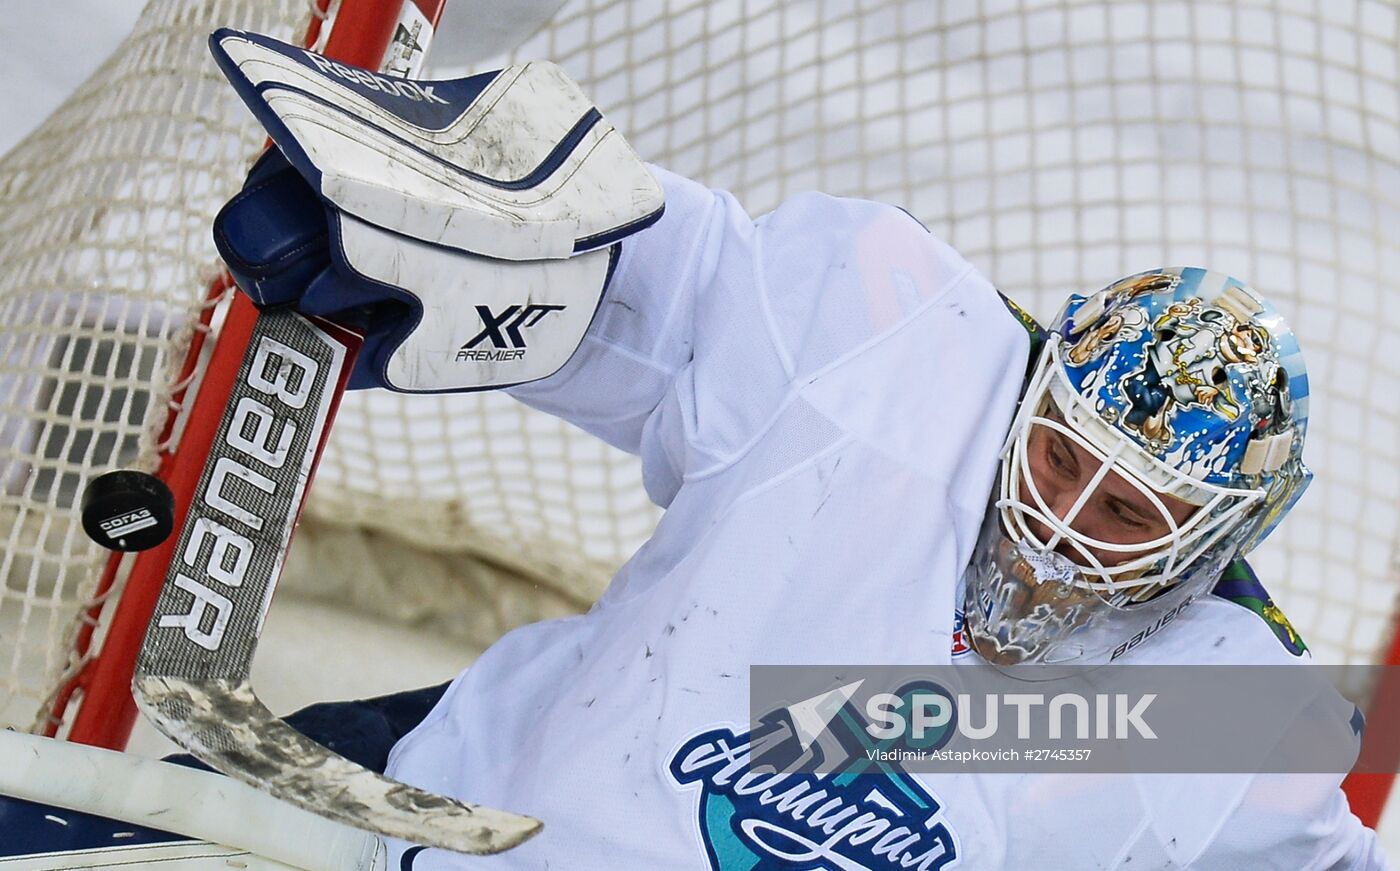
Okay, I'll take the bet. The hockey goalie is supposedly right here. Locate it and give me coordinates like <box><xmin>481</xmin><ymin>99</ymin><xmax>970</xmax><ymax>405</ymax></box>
<box><xmin>4</xmin><ymin>26</ymin><xmax>1392</xmax><ymax>871</ymax></box>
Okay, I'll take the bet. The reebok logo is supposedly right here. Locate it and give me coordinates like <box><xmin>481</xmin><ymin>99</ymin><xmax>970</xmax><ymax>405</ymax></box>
<box><xmin>304</xmin><ymin>51</ymin><xmax>448</xmax><ymax>104</ymax></box>
<box><xmin>456</xmin><ymin>304</ymin><xmax>566</xmax><ymax>362</ymax></box>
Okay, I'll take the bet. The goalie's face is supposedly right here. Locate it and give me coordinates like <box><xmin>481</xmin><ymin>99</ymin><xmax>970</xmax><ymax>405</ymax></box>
<box><xmin>1000</xmin><ymin>388</ymin><xmax>1241</xmax><ymax>591</ymax></box>
<box><xmin>965</xmin><ymin>389</ymin><xmax>1251</xmax><ymax>667</ymax></box>
<box><xmin>1021</xmin><ymin>410</ymin><xmax>1198</xmax><ymax>569</ymax></box>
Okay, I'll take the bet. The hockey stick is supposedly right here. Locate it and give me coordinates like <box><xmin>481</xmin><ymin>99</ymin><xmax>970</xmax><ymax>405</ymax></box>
<box><xmin>97</xmin><ymin>0</ymin><xmax>540</xmax><ymax>857</ymax></box>
<box><xmin>0</xmin><ymin>729</ymin><xmax>384</xmax><ymax>871</ymax></box>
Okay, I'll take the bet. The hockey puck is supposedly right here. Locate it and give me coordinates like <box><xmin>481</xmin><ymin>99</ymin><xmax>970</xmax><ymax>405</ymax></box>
<box><xmin>80</xmin><ymin>470</ymin><xmax>176</xmax><ymax>552</ymax></box>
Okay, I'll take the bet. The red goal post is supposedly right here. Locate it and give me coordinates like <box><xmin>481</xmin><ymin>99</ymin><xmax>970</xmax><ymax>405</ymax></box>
<box><xmin>46</xmin><ymin>0</ymin><xmax>446</xmax><ymax>751</ymax></box>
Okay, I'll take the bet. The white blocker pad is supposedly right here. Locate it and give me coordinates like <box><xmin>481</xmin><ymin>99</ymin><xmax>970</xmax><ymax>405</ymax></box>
<box><xmin>338</xmin><ymin>214</ymin><xmax>614</xmax><ymax>392</ymax></box>
<box><xmin>209</xmin><ymin>28</ymin><xmax>663</xmax><ymax>260</ymax></box>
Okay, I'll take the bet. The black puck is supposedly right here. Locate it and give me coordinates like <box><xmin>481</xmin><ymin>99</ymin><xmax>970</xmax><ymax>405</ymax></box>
<box><xmin>80</xmin><ymin>470</ymin><xmax>176</xmax><ymax>552</ymax></box>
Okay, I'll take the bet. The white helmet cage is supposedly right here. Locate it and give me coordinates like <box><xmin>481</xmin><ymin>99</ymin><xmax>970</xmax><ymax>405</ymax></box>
<box><xmin>998</xmin><ymin>340</ymin><xmax>1268</xmax><ymax>597</ymax></box>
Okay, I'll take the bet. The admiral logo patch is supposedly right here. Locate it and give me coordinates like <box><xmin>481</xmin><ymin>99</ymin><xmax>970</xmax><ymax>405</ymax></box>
<box><xmin>669</xmin><ymin>698</ymin><xmax>960</xmax><ymax>870</ymax></box>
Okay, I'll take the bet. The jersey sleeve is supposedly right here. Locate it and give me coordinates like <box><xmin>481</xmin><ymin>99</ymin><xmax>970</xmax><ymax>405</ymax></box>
<box><xmin>506</xmin><ymin>165</ymin><xmax>982</xmax><ymax>507</ymax></box>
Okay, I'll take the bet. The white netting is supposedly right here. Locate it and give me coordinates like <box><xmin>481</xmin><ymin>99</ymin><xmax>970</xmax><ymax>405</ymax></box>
<box><xmin>502</xmin><ymin>0</ymin><xmax>1399</xmax><ymax>667</ymax></box>
<box><xmin>0</xmin><ymin>0</ymin><xmax>1396</xmax><ymax>736</ymax></box>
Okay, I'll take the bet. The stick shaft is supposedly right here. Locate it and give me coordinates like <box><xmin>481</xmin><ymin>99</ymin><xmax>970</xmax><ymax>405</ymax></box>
<box><xmin>65</xmin><ymin>0</ymin><xmax>441</xmax><ymax>750</ymax></box>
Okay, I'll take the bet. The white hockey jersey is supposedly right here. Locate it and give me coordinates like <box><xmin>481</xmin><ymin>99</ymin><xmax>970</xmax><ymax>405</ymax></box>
<box><xmin>384</xmin><ymin>168</ymin><xmax>1386</xmax><ymax>870</ymax></box>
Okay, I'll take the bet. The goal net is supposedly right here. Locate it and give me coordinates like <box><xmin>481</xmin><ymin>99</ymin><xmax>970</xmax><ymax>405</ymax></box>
<box><xmin>1</xmin><ymin>0</ymin><xmax>1395</xmax><ymax>776</ymax></box>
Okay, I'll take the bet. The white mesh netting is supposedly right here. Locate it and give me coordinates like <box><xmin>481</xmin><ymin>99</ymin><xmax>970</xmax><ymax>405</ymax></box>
<box><xmin>0</xmin><ymin>0</ymin><xmax>1396</xmax><ymax>734</ymax></box>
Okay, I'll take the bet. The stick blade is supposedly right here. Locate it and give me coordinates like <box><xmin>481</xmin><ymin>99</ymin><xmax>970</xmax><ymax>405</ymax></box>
<box><xmin>134</xmin><ymin>675</ymin><xmax>541</xmax><ymax>855</ymax></box>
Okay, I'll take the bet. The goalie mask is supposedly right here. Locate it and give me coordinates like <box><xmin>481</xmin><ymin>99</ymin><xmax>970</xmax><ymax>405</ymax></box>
<box><xmin>964</xmin><ymin>267</ymin><xmax>1312</xmax><ymax>666</ymax></box>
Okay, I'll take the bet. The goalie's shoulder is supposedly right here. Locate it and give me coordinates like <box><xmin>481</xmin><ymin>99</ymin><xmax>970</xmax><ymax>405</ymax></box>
<box><xmin>763</xmin><ymin>194</ymin><xmax>1023</xmax><ymax>340</ymax></box>
<box><xmin>1115</xmin><ymin>560</ymin><xmax>1310</xmax><ymax>665</ymax></box>
<box><xmin>1207</xmin><ymin>558</ymin><xmax>1310</xmax><ymax>659</ymax></box>
<box><xmin>754</xmin><ymin>189</ymin><xmax>922</xmax><ymax>247</ymax></box>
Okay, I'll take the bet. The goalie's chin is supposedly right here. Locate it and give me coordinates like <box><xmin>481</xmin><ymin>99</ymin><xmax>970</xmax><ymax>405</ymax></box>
<box><xmin>960</xmin><ymin>506</ymin><xmax>1222</xmax><ymax>670</ymax></box>
<box><xmin>962</xmin><ymin>515</ymin><xmax>1095</xmax><ymax>668</ymax></box>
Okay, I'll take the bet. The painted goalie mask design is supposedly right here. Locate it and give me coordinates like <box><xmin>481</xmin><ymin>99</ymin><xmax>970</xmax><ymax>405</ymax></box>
<box><xmin>964</xmin><ymin>267</ymin><xmax>1312</xmax><ymax>666</ymax></box>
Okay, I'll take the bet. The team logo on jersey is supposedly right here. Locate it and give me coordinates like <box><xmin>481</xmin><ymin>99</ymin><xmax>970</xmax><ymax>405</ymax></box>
<box><xmin>951</xmin><ymin>609</ymin><xmax>971</xmax><ymax>657</ymax></box>
<box><xmin>456</xmin><ymin>303</ymin><xmax>567</xmax><ymax>362</ymax></box>
<box><xmin>668</xmin><ymin>698</ymin><xmax>961</xmax><ymax>870</ymax></box>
